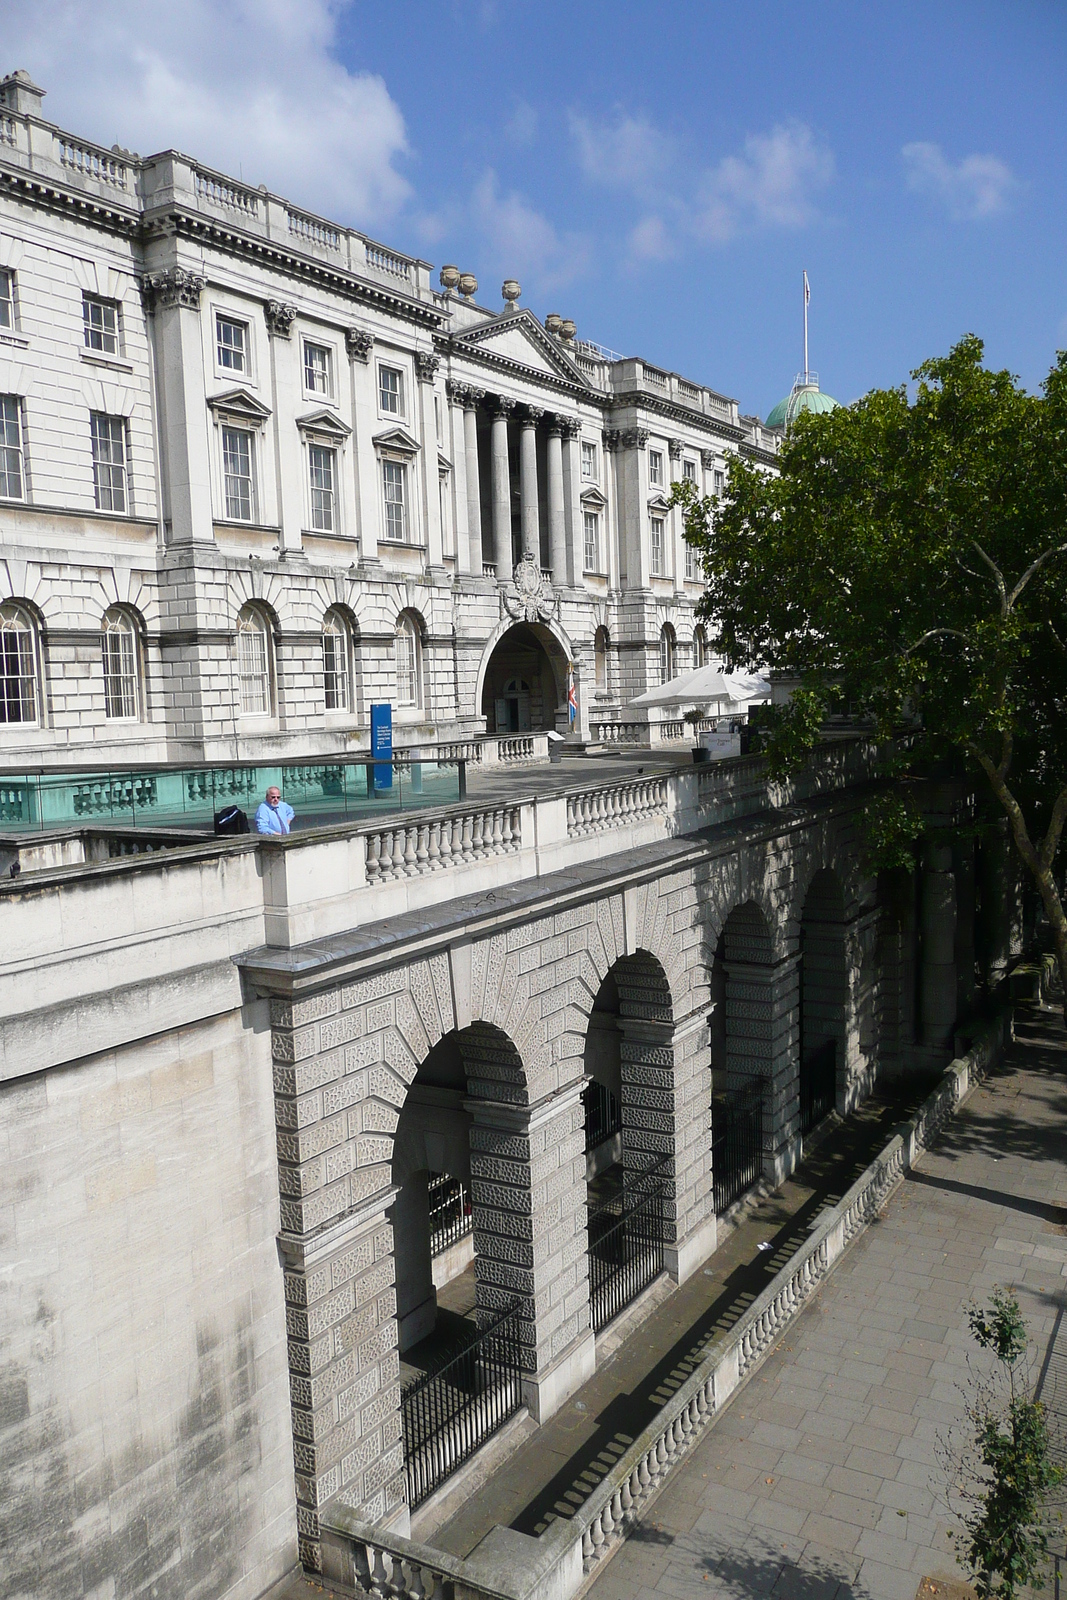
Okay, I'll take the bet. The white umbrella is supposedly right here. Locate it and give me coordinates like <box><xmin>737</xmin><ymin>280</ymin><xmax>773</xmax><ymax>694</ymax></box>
<box><xmin>628</xmin><ymin>665</ymin><xmax>740</xmax><ymax>708</ymax></box>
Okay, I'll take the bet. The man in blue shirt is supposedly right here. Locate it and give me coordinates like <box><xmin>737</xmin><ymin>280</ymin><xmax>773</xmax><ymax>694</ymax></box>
<box><xmin>254</xmin><ymin>786</ymin><xmax>295</xmax><ymax>836</ymax></box>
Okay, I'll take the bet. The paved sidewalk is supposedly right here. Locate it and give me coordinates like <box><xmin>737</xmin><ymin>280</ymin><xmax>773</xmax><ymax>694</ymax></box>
<box><xmin>585</xmin><ymin>1006</ymin><xmax>1067</xmax><ymax>1600</ymax></box>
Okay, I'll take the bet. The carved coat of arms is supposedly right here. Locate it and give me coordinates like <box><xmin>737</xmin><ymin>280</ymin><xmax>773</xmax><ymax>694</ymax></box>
<box><xmin>502</xmin><ymin>552</ymin><xmax>557</xmax><ymax>623</ymax></box>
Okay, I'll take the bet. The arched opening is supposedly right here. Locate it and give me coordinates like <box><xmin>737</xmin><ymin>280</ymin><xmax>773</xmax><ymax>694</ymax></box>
<box><xmin>480</xmin><ymin>621</ymin><xmax>568</xmax><ymax>734</ymax></box>
<box><xmin>101</xmin><ymin>607</ymin><xmax>142</xmax><ymax>722</ymax></box>
<box><xmin>236</xmin><ymin>603</ymin><xmax>274</xmax><ymax>718</ymax></box>
<box><xmin>394</xmin><ymin>609</ymin><xmax>423</xmax><ymax>710</ymax></box>
<box><xmin>799</xmin><ymin>869</ymin><xmax>847</xmax><ymax>1131</ymax></box>
<box><xmin>582</xmin><ymin>953</ymin><xmax>675</xmax><ymax>1330</ymax></box>
<box><xmin>0</xmin><ymin>602</ymin><xmax>41</xmax><ymax>725</ymax></box>
<box><xmin>659</xmin><ymin>623</ymin><xmax>676</xmax><ymax>685</ymax></box>
<box><xmin>321</xmin><ymin>606</ymin><xmax>355</xmax><ymax>716</ymax></box>
<box><xmin>693</xmin><ymin>625</ymin><xmax>707</xmax><ymax>670</ymax></box>
<box><xmin>390</xmin><ymin>1022</ymin><xmax>532</xmax><ymax>1508</ymax></box>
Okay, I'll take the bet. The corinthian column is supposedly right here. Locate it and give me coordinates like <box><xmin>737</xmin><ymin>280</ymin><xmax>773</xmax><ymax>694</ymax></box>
<box><xmin>490</xmin><ymin>397</ymin><xmax>515</xmax><ymax>578</ymax></box>
<box><xmin>546</xmin><ymin>417</ymin><xmax>567</xmax><ymax>585</ymax></box>
<box><xmin>461</xmin><ymin>386</ymin><xmax>485</xmax><ymax>575</ymax></box>
<box><xmin>520</xmin><ymin>406</ymin><xmax>543</xmax><ymax>564</ymax></box>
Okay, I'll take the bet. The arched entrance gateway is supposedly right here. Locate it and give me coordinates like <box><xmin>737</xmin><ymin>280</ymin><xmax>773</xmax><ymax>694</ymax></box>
<box><xmin>480</xmin><ymin>621</ymin><xmax>570</xmax><ymax>735</ymax></box>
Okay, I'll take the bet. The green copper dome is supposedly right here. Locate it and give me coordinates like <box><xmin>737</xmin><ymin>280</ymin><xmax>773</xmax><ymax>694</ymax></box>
<box><xmin>766</xmin><ymin>381</ymin><xmax>839</xmax><ymax>430</ymax></box>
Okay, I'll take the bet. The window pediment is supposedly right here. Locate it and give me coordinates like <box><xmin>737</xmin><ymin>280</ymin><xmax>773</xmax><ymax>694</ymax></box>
<box><xmin>438</xmin><ymin>450</ymin><xmax>453</xmax><ymax>474</ymax></box>
<box><xmin>647</xmin><ymin>491</ymin><xmax>671</xmax><ymax>513</ymax></box>
<box><xmin>373</xmin><ymin>425</ymin><xmax>420</xmax><ymax>457</ymax></box>
<box><xmin>580</xmin><ymin>485</ymin><xmax>607</xmax><ymax>508</ymax></box>
<box><xmin>208</xmin><ymin>387</ymin><xmax>272</xmax><ymax>425</ymax></box>
<box><xmin>297</xmin><ymin>407</ymin><xmax>351</xmax><ymax>442</ymax></box>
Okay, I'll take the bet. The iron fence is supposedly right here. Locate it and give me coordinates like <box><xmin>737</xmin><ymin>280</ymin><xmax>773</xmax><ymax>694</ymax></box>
<box><xmin>712</xmin><ymin>1078</ymin><xmax>765</xmax><ymax>1214</ymax></box>
<box><xmin>800</xmin><ymin>1039</ymin><xmax>837</xmax><ymax>1135</ymax></box>
<box><xmin>582</xmin><ymin>1080</ymin><xmax>622</xmax><ymax>1152</ymax></box>
<box><xmin>426</xmin><ymin>1173</ymin><xmax>472</xmax><ymax>1257</ymax></box>
<box><xmin>401</xmin><ymin>1298</ymin><xmax>527</xmax><ymax>1508</ymax></box>
<box><xmin>588</xmin><ymin>1156</ymin><xmax>667</xmax><ymax>1332</ymax></box>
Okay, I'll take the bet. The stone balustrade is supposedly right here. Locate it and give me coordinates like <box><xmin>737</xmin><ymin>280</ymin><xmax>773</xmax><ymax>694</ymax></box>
<box><xmin>318</xmin><ymin>1008</ymin><xmax>1011</xmax><ymax>1600</ymax></box>
<box><xmin>364</xmin><ymin>805</ymin><xmax>522</xmax><ymax>882</ymax></box>
<box><xmin>566</xmin><ymin>778</ymin><xmax>667</xmax><ymax>837</ymax></box>
<box><xmin>434</xmin><ymin>735</ymin><xmax>550</xmax><ymax>766</ymax></box>
<box><xmin>592</xmin><ymin>722</ymin><xmax>647</xmax><ymax>745</ymax></box>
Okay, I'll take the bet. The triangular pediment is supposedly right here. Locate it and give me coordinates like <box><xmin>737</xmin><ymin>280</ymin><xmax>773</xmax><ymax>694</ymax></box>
<box><xmin>373</xmin><ymin>425</ymin><xmax>421</xmax><ymax>455</ymax></box>
<box><xmin>647</xmin><ymin>491</ymin><xmax>672</xmax><ymax>513</ymax></box>
<box><xmin>580</xmin><ymin>485</ymin><xmax>608</xmax><ymax>508</ymax></box>
<box><xmin>297</xmin><ymin>407</ymin><xmax>351</xmax><ymax>440</ymax></box>
<box><xmin>452</xmin><ymin>309</ymin><xmax>589</xmax><ymax>386</ymax></box>
<box><xmin>207</xmin><ymin>386</ymin><xmax>272</xmax><ymax>423</ymax></box>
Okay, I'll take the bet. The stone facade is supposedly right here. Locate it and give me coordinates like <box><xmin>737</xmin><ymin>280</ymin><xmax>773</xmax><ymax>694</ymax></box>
<box><xmin>0</xmin><ymin>70</ymin><xmax>779</xmax><ymax>767</ymax></box>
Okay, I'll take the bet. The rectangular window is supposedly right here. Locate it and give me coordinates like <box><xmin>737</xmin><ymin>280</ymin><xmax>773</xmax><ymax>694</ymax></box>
<box><xmin>0</xmin><ymin>617</ymin><xmax>36</xmax><ymax>724</ymax></box>
<box><xmin>382</xmin><ymin>459</ymin><xmax>407</xmax><ymax>541</ymax></box>
<box><xmin>685</xmin><ymin>541</ymin><xmax>697</xmax><ymax>581</ymax></box>
<box><xmin>583</xmin><ymin>510</ymin><xmax>599</xmax><ymax>573</ymax></box>
<box><xmin>649</xmin><ymin>449</ymin><xmax>663</xmax><ymax>487</ymax></box>
<box><xmin>216</xmin><ymin>314</ymin><xmax>248</xmax><ymax>374</ymax></box>
<box><xmin>581</xmin><ymin>440</ymin><xmax>597</xmax><ymax>480</ymax></box>
<box><xmin>237</xmin><ymin>626</ymin><xmax>269</xmax><ymax>715</ymax></box>
<box><xmin>0</xmin><ymin>395</ymin><xmax>24</xmax><ymax>500</ymax></box>
<box><xmin>0</xmin><ymin>270</ymin><xmax>15</xmax><ymax>330</ymax></box>
<box><xmin>303</xmin><ymin>340</ymin><xmax>332</xmax><ymax>396</ymax></box>
<box><xmin>379</xmin><ymin>364</ymin><xmax>403</xmax><ymax>416</ymax></box>
<box><xmin>713</xmin><ymin>469</ymin><xmax>725</xmax><ymax>496</ymax></box>
<box><xmin>650</xmin><ymin>515</ymin><xmax>665</xmax><ymax>575</ymax></box>
<box><xmin>683</xmin><ymin>459</ymin><xmax>696</xmax><ymax>483</ymax></box>
<box><xmin>83</xmin><ymin>294</ymin><xmax>120</xmax><ymax>355</ymax></box>
<box><xmin>90</xmin><ymin>413</ymin><xmax>127</xmax><ymax>513</ymax></box>
<box><xmin>435</xmin><ymin>393</ymin><xmax>443</xmax><ymax>448</ymax></box>
<box><xmin>322</xmin><ymin>631</ymin><xmax>348</xmax><ymax>712</ymax></box>
<box><xmin>222</xmin><ymin>426</ymin><xmax>255</xmax><ymax>521</ymax></box>
<box><xmin>308</xmin><ymin>443</ymin><xmax>336</xmax><ymax>532</ymax></box>
<box><xmin>102</xmin><ymin>628</ymin><xmax>138</xmax><ymax>720</ymax></box>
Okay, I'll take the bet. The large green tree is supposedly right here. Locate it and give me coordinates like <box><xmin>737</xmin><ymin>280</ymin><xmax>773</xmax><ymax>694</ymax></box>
<box><xmin>672</xmin><ymin>336</ymin><xmax>1067</xmax><ymax>996</ymax></box>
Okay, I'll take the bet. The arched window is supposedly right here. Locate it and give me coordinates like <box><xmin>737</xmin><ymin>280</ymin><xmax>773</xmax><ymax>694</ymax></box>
<box><xmin>659</xmin><ymin>623</ymin><xmax>676</xmax><ymax>686</ymax></box>
<box><xmin>395</xmin><ymin>612</ymin><xmax>420</xmax><ymax>708</ymax></box>
<box><xmin>237</xmin><ymin>605</ymin><xmax>273</xmax><ymax>717</ymax></box>
<box><xmin>322</xmin><ymin>609</ymin><xmax>351</xmax><ymax>713</ymax></box>
<box><xmin>102</xmin><ymin>609</ymin><xmax>140</xmax><ymax>720</ymax></box>
<box><xmin>693</xmin><ymin>625</ymin><xmax>707</xmax><ymax>670</ymax></box>
<box><xmin>594</xmin><ymin>626</ymin><xmax>609</xmax><ymax>692</ymax></box>
<box><xmin>0</xmin><ymin>603</ymin><xmax>39</xmax><ymax>724</ymax></box>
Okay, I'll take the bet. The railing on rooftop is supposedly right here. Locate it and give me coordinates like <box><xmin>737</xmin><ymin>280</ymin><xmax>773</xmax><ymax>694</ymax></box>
<box><xmin>574</xmin><ymin>338</ymin><xmax>624</xmax><ymax>363</ymax></box>
<box><xmin>194</xmin><ymin>168</ymin><xmax>260</xmax><ymax>218</ymax></box>
<box><xmin>365</xmin><ymin>243</ymin><xmax>413</xmax><ymax>283</ymax></box>
<box><xmin>0</xmin><ymin>757</ymin><xmax>466</xmax><ymax>834</ymax></box>
<box><xmin>58</xmin><ymin>138</ymin><xmax>129</xmax><ymax>190</ymax></box>
<box><xmin>287</xmin><ymin>207</ymin><xmax>341</xmax><ymax>251</ymax></box>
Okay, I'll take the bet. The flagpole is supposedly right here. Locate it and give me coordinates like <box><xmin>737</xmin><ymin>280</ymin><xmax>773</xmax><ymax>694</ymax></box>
<box><xmin>803</xmin><ymin>270</ymin><xmax>809</xmax><ymax>383</ymax></box>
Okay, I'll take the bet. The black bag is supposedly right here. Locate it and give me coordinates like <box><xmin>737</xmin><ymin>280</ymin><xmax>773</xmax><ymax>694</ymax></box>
<box><xmin>214</xmin><ymin>805</ymin><xmax>249</xmax><ymax>836</ymax></box>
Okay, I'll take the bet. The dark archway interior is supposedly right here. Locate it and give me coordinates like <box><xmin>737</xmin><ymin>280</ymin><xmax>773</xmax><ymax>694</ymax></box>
<box><xmin>800</xmin><ymin>868</ymin><xmax>848</xmax><ymax>1114</ymax></box>
<box><xmin>481</xmin><ymin>623</ymin><xmax>567</xmax><ymax>734</ymax></box>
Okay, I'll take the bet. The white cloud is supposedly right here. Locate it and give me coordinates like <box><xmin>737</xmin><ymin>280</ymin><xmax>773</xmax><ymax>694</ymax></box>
<box><xmin>902</xmin><ymin>141</ymin><xmax>1018</xmax><ymax>221</ymax></box>
<box><xmin>628</xmin><ymin>215</ymin><xmax>677</xmax><ymax>263</ymax></box>
<box><xmin>570</xmin><ymin>111</ymin><xmax>675</xmax><ymax>198</ymax></box>
<box><xmin>505</xmin><ymin>101</ymin><xmax>539</xmax><ymax>148</ymax></box>
<box><xmin>694</xmin><ymin>122</ymin><xmax>835</xmax><ymax>244</ymax></box>
<box><xmin>1</xmin><ymin>0</ymin><xmax>411</xmax><ymax>227</ymax></box>
<box><xmin>471</xmin><ymin>170</ymin><xmax>591</xmax><ymax>294</ymax></box>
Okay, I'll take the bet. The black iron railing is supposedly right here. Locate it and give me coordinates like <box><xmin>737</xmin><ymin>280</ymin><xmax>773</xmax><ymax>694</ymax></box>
<box><xmin>712</xmin><ymin>1078</ymin><xmax>765</xmax><ymax>1214</ymax></box>
<box><xmin>583</xmin><ymin>1080</ymin><xmax>622</xmax><ymax>1152</ymax></box>
<box><xmin>401</xmin><ymin>1297</ymin><xmax>527</xmax><ymax>1508</ymax></box>
<box><xmin>800</xmin><ymin>1039</ymin><xmax>837</xmax><ymax>1135</ymax></box>
<box><xmin>588</xmin><ymin>1156</ymin><xmax>667</xmax><ymax>1333</ymax></box>
<box><xmin>426</xmin><ymin>1172</ymin><xmax>472</xmax><ymax>1257</ymax></box>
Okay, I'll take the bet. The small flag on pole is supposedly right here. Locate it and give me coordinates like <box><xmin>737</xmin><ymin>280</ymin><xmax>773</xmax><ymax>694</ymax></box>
<box><xmin>804</xmin><ymin>270</ymin><xmax>810</xmax><ymax>306</ymax></box>
<box><xmin>567</xmin><ymin>665</ymin><xmax>577</xmax><ymax>725</ymax></box>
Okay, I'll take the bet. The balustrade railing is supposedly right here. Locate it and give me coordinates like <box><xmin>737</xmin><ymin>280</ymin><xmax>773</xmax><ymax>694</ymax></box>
<box><xmin>427</xmin><ymin>1173</ymin><xmax>472</xmax><ymax>1257</ymax></box>
<box><xmin>58</xmin><ymin>138</ymin><xmax>129</xmax><ymax>189</ymax></box>
<box><xmin>194</xmin><ymin>168</ymin><xmax>259</xmax><ymax>216</ymax></box>
<box><xmin>0</xmin><ymin>114</ymin><xmax>17</xmax><ymax>147</ymax></box>
<box><xmin>365</xmin><ymin>243</ymin><xmax>413</xmax><ymax>282</ymax></box>
<box><xmin>287</xmin><ymin>207</ymin><xmax>341</xmax><ymax>250</ymax></box>
<box><xmin>402</xmin><ymin>1298</ymin><xmax>527</xmax><ymax>1509</ymax></box>
<box><xmin>363</xmin><ymin>802</ymin><xmax>520</xmax><ymax>883</ymax></box>
<box><xmin>566</xmin><ymin>777</ymin><xmax>666</xmax><ymax>836</ymax></box>
<box><xmin>593</xmin><ymin>721</ymin><xmax>646</xmax><ymax>745</ymax></box>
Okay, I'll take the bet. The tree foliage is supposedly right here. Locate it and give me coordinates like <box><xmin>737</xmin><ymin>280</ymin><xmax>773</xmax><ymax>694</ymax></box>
<box><xmin>945</xmin><ymin>1289</ymin><xmax>1063</xmax><ymax>1600</ymax></box>
<box><xmin>672</xmin><ymin>337</ymin><xmax>1067</xmax><ymax>993</ymax></box>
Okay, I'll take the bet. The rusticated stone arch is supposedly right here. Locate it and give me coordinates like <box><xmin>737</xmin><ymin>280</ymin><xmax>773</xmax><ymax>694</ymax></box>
<box><xmin>800</xmin><ymin>868</ymin><xmax>848</xmax><ymax>1119</ymax></box>
<box><xmin>719</xmin><ymin>899</ymin><xmax>802</xmax><ymax>1182</ymax></box>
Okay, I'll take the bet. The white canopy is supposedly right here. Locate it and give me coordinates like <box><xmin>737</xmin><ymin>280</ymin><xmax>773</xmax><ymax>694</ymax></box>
<box><xmin>628</xmin><ymin>665</ymin><xmax>771</xmax><ymax>710</ymax></box>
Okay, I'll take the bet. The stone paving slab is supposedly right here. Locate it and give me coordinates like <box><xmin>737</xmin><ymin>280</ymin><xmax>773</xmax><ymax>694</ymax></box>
<box><xmin>585</xmin><ymin>1007</ymin><xmax>1067</xmax><ymax>1600</ymax></box>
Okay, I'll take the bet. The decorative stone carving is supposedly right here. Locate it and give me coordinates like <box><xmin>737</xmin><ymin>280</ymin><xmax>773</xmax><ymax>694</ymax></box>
<box><xmin>502</xmin><ymin>551</ymin><xmax>557</xmax><ymax>624</ymax></box>
<box><xmin>490</xmin><ymin>395</ymin><xmax>517</xmax><ymax>418</ymax></box>
<box><xmin>619</xmin><ymin>427</ymin><xmax>650</xmax><ymax>450</ymax></box>
<box><xmin>700</xmin><ymin>450</ymin><xmax>716</xmax><ymax>470</ymax></box>
<box><xmin>139</xmin><ymin>268</ymin><xmax>206</xmax><ymax>311</ymax></box>
<box><xmin>345</xmin><ymin>327</ymin><xmax>373</xmax><ymax>362</ymax></box>
<box><xmin>602</xmin><ymin>428</ymin><xmax>622</xmax><ymax>452</ymax></box>
<box><xmin>523</xmin><ymin>405</ymin><xmax>545</xmax><ymax>426</ymax></box>
<box><xmin>262</xmin><ymin>300</ymin><xmax>297</xmax><ymax>338</ymax></box>
<box><xmin>415</xmin><ymin>351</ymin><xmax>440</xmax><ymax>384</ymax></box>
<box><xmin>668</xmin><ymin>439</ymin><xmax>683</xmax><ymax>461</ymax></box>
<box><xmin>557</xmin><ymin>416</ymin><xmax>581</xmax><ymax>440</ymax></box>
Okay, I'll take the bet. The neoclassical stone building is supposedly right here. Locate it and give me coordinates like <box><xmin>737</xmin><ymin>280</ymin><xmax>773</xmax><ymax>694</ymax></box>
<box><xmin>0</xmin><ymin>69</ymin><xmax>778</xmax><ymax>766</ymax></box>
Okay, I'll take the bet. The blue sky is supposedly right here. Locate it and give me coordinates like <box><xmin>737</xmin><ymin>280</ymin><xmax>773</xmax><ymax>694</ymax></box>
<box><xmin>6</xmin><ymin>0</ymin><xmax>1065</xmax><ymax>419</ymax></box>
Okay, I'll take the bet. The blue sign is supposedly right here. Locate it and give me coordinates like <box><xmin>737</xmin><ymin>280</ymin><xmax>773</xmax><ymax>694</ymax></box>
<box><xmin>370</xmin><ymin>703</ymin><xmax>393</xmax><ymax>791</ymax></box>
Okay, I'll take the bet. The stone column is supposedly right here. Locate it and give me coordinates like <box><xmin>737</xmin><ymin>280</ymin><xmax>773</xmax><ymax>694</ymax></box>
<box><xmin>466</xmin><ymin>1078</ymin><xmax>595</xmax><ymax>1423</ymax></box>
<box><xmin>560</xmin><ymin>417</ymin><xmax>583</xmax><ymax>587</ymax></box>
<box><xmin>141</xmin><ymin>266</ymin><xmax>213</xmax><ymax>544</ymax></box>
<box><xmin>668</xmin><ymin>438</ymin><xmax>684</xmax><ymax>594</ymax></box>
<box><xmin>415</xmin><ymin>352</ymin><xmax>444</xmax><ymax>571</ymax></box>
<box><xmin>264</xmin><ymin>300</ymin><xmax>303</xmax><ymax>555</ymax></box>
<box><xmin>520</xmin><ymin>406</ymin><xmax>543</xmax><ymax>564</ymax></box>
<box><xmin>457</xmin><ymin>384</ymin><xmax>484</xmax><ymax>577</ymax></box>
<box><xmin>489</xmin><ymin>397</ymin><xmax>515</xmax><ymax>579</ymax></box>
<box><xmin>546</xmin><ymin>418</ymin><xmax>567</xmax><ymax>586</ymax></box>
<box><xmin>723</xmin><ymin>952</ymin><xmax>802</xmax><ymax>1183</ymax></box>
<box><xmin>921</xmin><ymin>842</ymin><xmax>958</xmax><ymax>1051</ymax></box>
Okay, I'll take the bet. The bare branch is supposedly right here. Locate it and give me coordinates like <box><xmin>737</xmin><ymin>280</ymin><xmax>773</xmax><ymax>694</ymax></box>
<box><xmin>970</xmin><ymin>541</ymin><xmax>1008</xmax><ymax>613</ymax></box>
<box><xmin>1040</xmin><ymin>782</ymin><xmax>1067</xmax><ymax>872</ymax></box>
<box><xmin>1007</xmin><ymin>541</ymin><xmax>1067</xmax><ymax>610</ymax></box>
<box><xmin>902</xmin><ymin>627</ymin><xmax>971</xmax><ymax>658</ymax></box>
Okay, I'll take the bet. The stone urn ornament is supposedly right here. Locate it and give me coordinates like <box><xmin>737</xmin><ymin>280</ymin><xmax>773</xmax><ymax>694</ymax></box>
<box><xmin>503</xmin><ymin>552</ymin><xmax>557</xmax><ymax>623</ymax></box>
